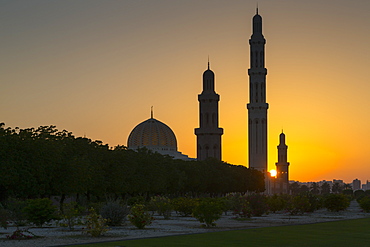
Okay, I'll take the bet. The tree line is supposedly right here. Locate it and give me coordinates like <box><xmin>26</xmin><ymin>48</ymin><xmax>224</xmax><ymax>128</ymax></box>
<box><xmin>0</xmin><ymin>123</ymin><xmax>264</xmax><ymax>203</ymax></box>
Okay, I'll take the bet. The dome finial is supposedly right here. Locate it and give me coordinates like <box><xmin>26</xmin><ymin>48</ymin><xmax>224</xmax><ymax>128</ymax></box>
<box><xmin>256</xmin><ymin>2</ymin><xmax>259</xmax><ymax>14</ymax></box>
<box><xmin>151</xmin><ymin>106</ymin><xmax>153</xmax><ymax>119</ymax></box>
<box><xmin>208</xmin><ymin>56</ymin><xmax>210</xmax><ymax>70</ymax></box>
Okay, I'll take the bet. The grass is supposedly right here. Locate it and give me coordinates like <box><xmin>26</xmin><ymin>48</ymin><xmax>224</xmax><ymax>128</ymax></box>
<box><xmin>67</xmin><ymin>217</ymin><xmax>370</xmax><ymax>247</ymax></box>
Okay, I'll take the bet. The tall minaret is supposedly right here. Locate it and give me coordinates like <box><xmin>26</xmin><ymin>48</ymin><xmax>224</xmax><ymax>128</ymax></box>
<box><xmin>275</xmin><ymin>132</ymin><xmax>290</xmax><ymax>193</ymax></box>
<box><xmin>247</xmin><ymin>8</ymin><xmax>269</xmax><ymax>172</ymax></box>
<box><xmin>195</xmin><ymin>62</ymin><xmax>223</xmax><ymax>160</ymax></box>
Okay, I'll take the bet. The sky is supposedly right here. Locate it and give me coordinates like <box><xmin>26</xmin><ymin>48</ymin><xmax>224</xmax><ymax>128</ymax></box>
<box><xmin>1</xmin><ymin>0</ymin><xmax>370</xmax><ymax>184</ymax></box>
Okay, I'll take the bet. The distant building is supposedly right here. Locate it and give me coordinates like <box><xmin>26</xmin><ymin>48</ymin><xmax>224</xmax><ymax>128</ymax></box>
<box><xmin>352</xmin><ymin>179</ymin><xmax>361</xmax><ymax>191</ymax></box>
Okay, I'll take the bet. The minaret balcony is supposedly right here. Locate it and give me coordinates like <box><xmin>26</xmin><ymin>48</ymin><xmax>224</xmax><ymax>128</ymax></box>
<box><xmin>248</xmin><ymin>68</ymin><xmax>267</xmax><ymax>75</ymax></box>
<box><xmin>195</xmin><ymin>128</ymin><xmax>223</xmax><ymax>135</ymax></box>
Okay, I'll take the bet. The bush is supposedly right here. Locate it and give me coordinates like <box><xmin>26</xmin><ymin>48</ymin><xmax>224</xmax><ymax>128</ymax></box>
<box><xmin>100</xmin><ymin>201</ymin><xmax>129</xmax><ymax>226</ymax></box>
<box><xmin>324</xmin><ymin>194</ymin><xmax>350</xmax><ymax>212</ymax></box>
<box><xmin>247</xmin><ymin>194</ymin><xmax>269</xmax><ymax>216</ymax></box>
<box><xmin>358</xmin><ymin>196</ymin><xmax>370</xmax><ymax>213</ymax></box>
<box><xmin>285</xmin><ymin>195</ymin><xmax>311</xmax><ymax>215</ymax></box>
<box><xmin>226</xmin><ymin>194</ymin><xmax>251</xmax><ymax>218</ymax></box>
<box><xmin>127</xmin><ymin>196</ymin><xmax>146</xmax><ymax>206</ymax></box>
<box><xmin>267</xmin><ymin>194</ymin><xmax>286</xmax><ymax>213</ymax></box>
<box><xmin>172</xmin><ymin>197</ymin><xmax>198</xmax><ymax>217</ymax></box>
<box><xmin>6</xmin><ymin>228</ymin><xmax>37</xmax><ymax>240</ymax></box>
<box><xmin>149</xmin><ymin>196</ymin><xmax>173</xmax><ymax>219</ymax></box>
<box><xmin>0</xmin><ymin>204</ymin><xmax>10</xmax><ymax>229</ymax></box>
<box><xmin>354</xmin><ymin>190</ymin><xmax>365</xmax><ymax>201</ymax></box>
<box><xmin>192</xmin><ymin>198</ymin><xmax>223</xmax><ymax>227</ymax></box>
<box><xmin>60</xmin><ymin>202</ymin><xmax>84</xmax><ymax>230</ymax></box>
<box><xmin>304</xmin><ymin>193</ymin><xmax>323</xmax><ymax>212</ymax></box>
<box><xmin>128</xmin><ymin>204</ymin><xmax>154</xmax><ymax>229</ymax></box>
<box><xmin>4</xmin><ymin>198</ymin><xmax>27</xmax><ymax>227</ymax></box>
<box><xmin>84</xmin><ymin>208</ymin><xmax>109</xmax><ymax>237</ymax></box>
<box><xmin>23</xmin><ymin>198</ymin><xmax>57</xmax><ymax>227</ymax></box>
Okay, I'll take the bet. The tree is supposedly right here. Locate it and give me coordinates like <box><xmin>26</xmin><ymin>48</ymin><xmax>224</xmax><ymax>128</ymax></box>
<box><xmin>310</xmin><ymin>182</ymin><xmax>320</xmax><ymax>194</ymax></box>
<box><xmin>321</xmin><ymin>182</ymin><xmax>331</xmax><ymax>195</ymax></box>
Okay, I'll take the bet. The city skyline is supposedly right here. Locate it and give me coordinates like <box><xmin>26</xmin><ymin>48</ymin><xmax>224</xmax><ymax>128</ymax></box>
<box><xmin>2</xmin><ymin>1</ymin><xmax>370</xmax><ymax>183</ymax></box>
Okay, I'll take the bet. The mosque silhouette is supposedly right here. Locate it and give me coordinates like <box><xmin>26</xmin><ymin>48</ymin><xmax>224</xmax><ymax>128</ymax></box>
<box><xmin>127</xmin><ymin>9</ymin><xmax>290</xmax><ymax>194</ymax></box>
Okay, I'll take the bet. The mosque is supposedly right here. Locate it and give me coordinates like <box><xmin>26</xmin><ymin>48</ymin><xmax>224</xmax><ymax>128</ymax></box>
<box><xmin>127</xmin><ymin>9</ymin><xmax>290</xmax><ymax>194</ymax></box>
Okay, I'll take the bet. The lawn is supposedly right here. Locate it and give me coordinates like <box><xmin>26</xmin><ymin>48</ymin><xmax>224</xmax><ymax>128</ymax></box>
<box><xmin>68</xmin><ymin>217</ymin><xmax>370</xmax><ymax>247</ymax></box>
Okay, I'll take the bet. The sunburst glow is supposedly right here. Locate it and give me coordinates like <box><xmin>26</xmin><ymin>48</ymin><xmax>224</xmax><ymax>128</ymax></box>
<box><xmin>270</xmin><ymin>169</ymin><xmax>277</xmax><ymax>177</ymax></box>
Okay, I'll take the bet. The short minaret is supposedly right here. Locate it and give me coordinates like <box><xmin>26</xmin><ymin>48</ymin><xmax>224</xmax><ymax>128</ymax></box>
<box><xmin>275</xmin><ymin>132</ymin><xmax>290</xmax><ymax>193</ymax></box>
<box><xmin>247</xmin><ymin>8</ymin><xmax>269</xmax><ymax>173</ymax></box>
<box><xmin>195</xmin><ymin>62</ymin><xmax>223</xmax><ymax>160</ymax></box>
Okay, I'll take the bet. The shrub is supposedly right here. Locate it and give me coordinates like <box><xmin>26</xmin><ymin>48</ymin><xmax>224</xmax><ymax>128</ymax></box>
<box><xmin>127</xmin><ymin>196</ymin><xmax>146</xmax><ymax>206</ymax></box>
<box><xmin>6</xmin><ymin>228</ymin><xmax>37</xmax><ymax>240</ymax></box>
<box><xmin>128</xmin><ymin>204</ymin><xmax>154</xmax><ymax>229</ymax></box>
<box><xmin>192</xmin><ymin>198</ymin><xmax>223</xmax><ymax>227</ymax></box>
<box><xmin>226</xmin><ymin>194</ymin><xmax>251</xmax><ymax>218</ymax></box>
<box><xmin>247</xmin><ymin>194</ymin><xmax>269</xmax><ymax>216</ymax></box>
<box><xmin>304</xmin><ymin>193</ymin><xmax>323</xmax><ymax>212</ymax></box>
<box><xmin>285</xmin><ymin>195</ymin><xmax>311</xmax><ymax>215</ymax></box>
<box><xmin>100</xmin><ymin>201</ymin><xmax>129</xmax><ymax>226</ymax></box>
<box><xmin>354</xmin><ymin>190</ymin><xmax>365</xmax><ymax>201</ymax></box>
<box><xmin>23</xmin><ymin>198</ymin><xmax>57</xmax><ymax>227</ymax></box>
<box><xmin>4</xmin><ymin>198</ymin><xmax>27</xmax><ymax>227</ymax></box>
<box><xmin>84</xmin><ymin>208</ymin><xmax>109</xmax><ymax>237</ymax></box>
<box><xmin>358</xmin><ymin>196</ymin><xmax>370</xmax><ymax>213</ymax></box>
<box><xmin>172</xmin><ymin>197</ymin><xmax>198</xmax><ymax>217</ymax></box>
<box><xmin>324</xmin><ymin>194</ymin><xmax>350</xmax><ymax>212</ymax></box>
<box><xmin>0</xmin><ymin>203</ymin><xmax>10</xmax><ymax>229</ymax></box>
<box><xmin>60</xmin><ymin>202</ymin><xmax>84</xmax><ymax>230</ymax></box>
<box><xmin>267</xmin><ymin>194</ymin><xmax>286</xmax><ymax>213</ymax></box>
<box><xmin>149</xmin><ymin>196</ymin><xmax>173</xmax><ymax>219</ymax></box>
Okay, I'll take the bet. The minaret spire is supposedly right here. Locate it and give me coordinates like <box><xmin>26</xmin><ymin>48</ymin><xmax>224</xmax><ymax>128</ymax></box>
<box><xmin>195</xmin><ymin>62</ymin><xmax>223</xmax><ymax>161</ymax></box>
<box><xmin>151</xmin><ymin>106</ymin><xmax>153</xmax><ymax>118</ymax></box>
<box><xmin>247</xmin><ymin>8</ymin><xmax>268</xmax><ymax>174</ymax></box>
<box><xmin>275</xmin><ymin>132</ymin><xmax>290</xmax><ymax>193</ymax></box>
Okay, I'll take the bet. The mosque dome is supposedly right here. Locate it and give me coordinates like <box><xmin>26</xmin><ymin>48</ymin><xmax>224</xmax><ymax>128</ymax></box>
<box><xmin>127</xmin><ymin>117</ymin><xmax>177</xmax><ymax>152</ymax></box>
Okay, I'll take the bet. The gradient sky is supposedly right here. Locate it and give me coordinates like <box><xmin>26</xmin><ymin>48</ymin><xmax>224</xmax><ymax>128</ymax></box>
<box><xmin>2</xmin><ymin>0</ymin><xmax>370</xmax><ymax>183</ymax></box>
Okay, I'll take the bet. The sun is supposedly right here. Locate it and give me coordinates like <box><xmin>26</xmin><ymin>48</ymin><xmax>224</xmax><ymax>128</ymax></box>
<box><xmin>269</xmin><ymin>169</ymin><xmax>277</xmax><ymax>177</ymax></box>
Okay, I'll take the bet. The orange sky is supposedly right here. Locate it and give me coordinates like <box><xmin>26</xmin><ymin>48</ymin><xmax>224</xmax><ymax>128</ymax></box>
<box><xmin>2</xmin><ymin>0</ymin><xmax>370</xmax><ymax>183</ymax></box>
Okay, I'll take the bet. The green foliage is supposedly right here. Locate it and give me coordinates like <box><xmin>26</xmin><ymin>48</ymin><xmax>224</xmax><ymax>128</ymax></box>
<box><xmin>172</xmin><ymin>197</ymin><xmax>198</xmax><ymax>217</ymax></box>
<box><xmin>225</xmin><ymin>194</ymin><xmax>251</xmax><ymax>218</ymax></box>
<box><xmin>127</xmin><ymin>196</ymin><xmax>146</xmax><ymax>206</ymax></box>
<box><xmin>23</xmin><ymin>198</ymin><xmax>57</xmax><ymax>227</ymax></box>
<box><xmin>0</xmin><ymin>124</ymin><xmax>265</xmax><ymax>201</ymax></box>
<box><xmin>304</xmin><ymin>193</ymin><xmax>323</xmax><ymax>212</ymax></box>
<box><xmin>0</xmin><ymin>204</ymin><xmax>10</xmax><ymax>229</ymax></box>
<box><xmin>149</xmin><ymin>196</ymin><xmax>173</xmax><ymax>219</ymax></box>
<box><xmin>100</xmin><ymin>201</ymin><xmax>129</xmax><ymax>226</ymax></box>
<box><xmin>4</xmin><ymin>198</ymin><xmax>27</xmax><ymax>227</ymax></box>
<box><xmin>354</xmin><ymin>190</ymin><xmax>365</xmax><ymax>200</ymax></box>
<box><xmin>285</xmin><ymin>195</ymin><xmax>311</xmax><ymax>215</ymax></box>
<box><xmin>192</xmin><ymin>198</ymin><xmax>223</xmax><ymax>227</ymax></box>
<box><xmin>128</xmin><ymin>204</ymin><xmax>154</xmax><ymax>229</ymax></box>
<box><xmin>358</xmin><ymin>196</ymin><xmax>370</xmax><ymax>213</ymax></box>
<box><xmin>324</xmin><ymin>194</ymin><xmax>350</xmax><ymax>212</ymax></box>
<box><xmin>84</xmin><ymin>208</ymin><xmax>109</xmax><ymax>237</ymax></box>
<box><xmin>60</xmin><ymin>202</ymin><xmax>84</xmax><ymax>230</ymax></box>
<box><xmin>267</xmin><ymin>194</ymin><xmax>286</xmax><ymax>213</ymax></box>
<box><xmin>247</xmin><ymin>194</ymin><xmax>269</xmax><ymax>216</ymax></box>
